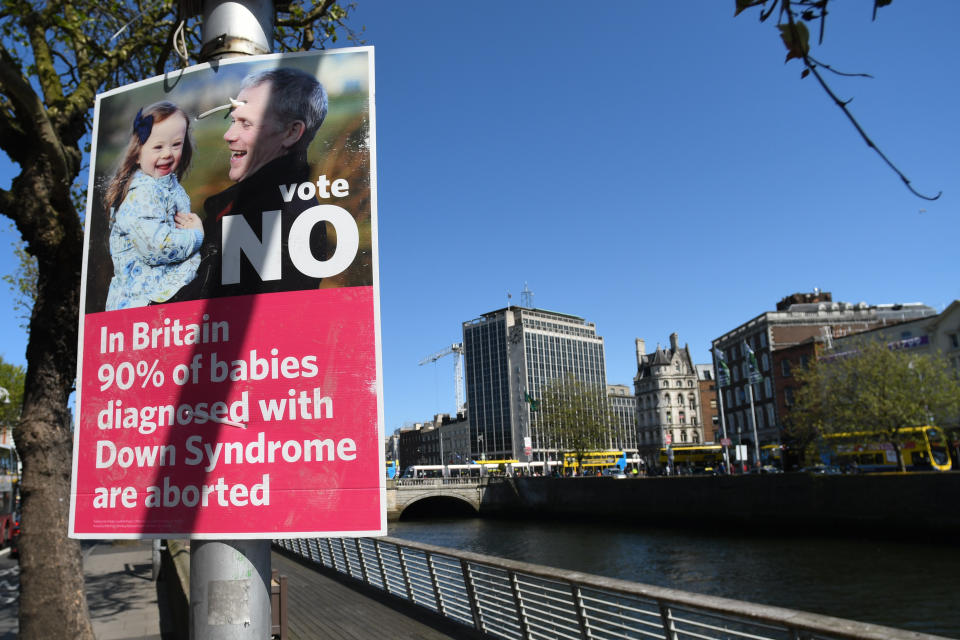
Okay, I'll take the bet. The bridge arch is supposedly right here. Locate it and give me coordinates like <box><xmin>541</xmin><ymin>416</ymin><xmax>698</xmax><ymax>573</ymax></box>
<box><xmin>387</xmin><ymin>481</ymin><xmax>485</xmax><ymax>520</ymax></box>
<box><xmin>397</xmin><ymin>492</ymin><xmax>478</xmax><ymax>519</ymax></box>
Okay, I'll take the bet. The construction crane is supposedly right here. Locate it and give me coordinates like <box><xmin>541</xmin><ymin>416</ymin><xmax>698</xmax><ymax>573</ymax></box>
<box><xmin>419</xmin><ymin>343</ymin><xmax>465</xmax><ymax>414</ymax></box>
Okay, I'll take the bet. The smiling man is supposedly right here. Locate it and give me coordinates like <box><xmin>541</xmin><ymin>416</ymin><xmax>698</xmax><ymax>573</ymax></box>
<box><xmin>169</xmin><ymin>67</ymin><xmax>329</xmax><ymax>301</ymax></box>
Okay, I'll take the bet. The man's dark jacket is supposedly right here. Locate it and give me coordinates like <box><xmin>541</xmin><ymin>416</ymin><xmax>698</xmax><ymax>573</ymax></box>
<box><xmin>169</xmin><ymin>153</ymin><xmax>325</xmax><ymax>302</ymax></box>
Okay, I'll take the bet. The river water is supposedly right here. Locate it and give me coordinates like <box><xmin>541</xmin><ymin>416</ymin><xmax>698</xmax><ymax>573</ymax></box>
<box><xmin>388</xmin><ymin>517</ymin><xmax>960</xmax><ymax>637</ymax></box>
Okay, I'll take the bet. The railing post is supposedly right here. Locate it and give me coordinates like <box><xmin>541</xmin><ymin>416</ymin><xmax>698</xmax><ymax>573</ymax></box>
<box><xmin>375</xmin><ymin>539</ymin><xmax>389</xmax><ymax>592</ymax></box>
<box><xmin>509</xmin><ymin>570</ymin><xmax>531</xmax><ymax>640</ymax></box>
<box><xmin>354</xmin><ymin>538</ymin><xmax>369</xmax><ymax>584</ymax></box>
<box><xmin>398</xmin><ymin>547</ymin><xmax>414</xmax><ymax>601</ymax></box>
<box><xmin>426</xmin><ymin>552</ymin><xmax>444</xmax><ymax>615</ymax></box>
<box><xmin>658</xmin><ymin>602</ymin><xmax>678</xmax><ymax>640</ymax></box>
<box><xmin>461</xmin><ymin>559</ymin><xmax>484</xmax><ymax>633</ymax></box>
<box><xmin>570</xmin><ymin>584</ymin><xmax>590</xmax><ymax>640</ymax></box>
<box><xmin>340</xmin><ymin>538</ymin><xmax>352</xmax><ymax>576</ymax></box>
<box><xmin>324</xmin><ymin>538</ymin><xmax>335</xmax><ymax>568</ymax></box>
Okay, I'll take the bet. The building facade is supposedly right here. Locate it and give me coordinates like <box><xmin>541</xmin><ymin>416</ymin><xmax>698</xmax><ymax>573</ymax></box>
<box><xmin>633</xmin><ymin>333</ymin><xmax>704</xmax><ymax>465</ymax></box>
<box><xmin>712</xmin><ymin>291</ymin><xmax>937</xmax><ymax>463</ymax></box>
<box><xmin>695</xmin><ymin>364</ymin><xmax>720</xmax><ymax>442</ymax></box>
<box><xmin>606</xmin><ymin>384</ymin><xmax>639</xmax><ymax>463</ymax></box>
<box><xmin>396</xmin><ymin>412</ymin><xmax>471</xmax><ymax>468</ymax></box>
<box><xmin>462</xmin><ymin>307</ymin><xmax>608</xmax><ymax>461</ymax></box>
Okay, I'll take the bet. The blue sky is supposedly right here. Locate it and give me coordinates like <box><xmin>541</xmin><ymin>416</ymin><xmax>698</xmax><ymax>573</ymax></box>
<box><xmin>1</xmin><ymin>1</ymin><xmax>957</xmax><ymax>432</ymax></box>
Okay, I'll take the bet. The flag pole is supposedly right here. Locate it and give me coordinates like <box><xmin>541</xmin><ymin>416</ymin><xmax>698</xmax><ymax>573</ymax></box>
<box><xmin>712</xmin><ymin>348</ymin><xmax>732</xmax><ymax>474</ymax></box>
<box><xmin>747</xmin><ymin>382</ymin><xmax>761</xmax><ymax>468</ymax></box>
<box><xmin>743</xmin><ymin>340</ymin><xmax>762</xmax><ymax>469</ymax></box>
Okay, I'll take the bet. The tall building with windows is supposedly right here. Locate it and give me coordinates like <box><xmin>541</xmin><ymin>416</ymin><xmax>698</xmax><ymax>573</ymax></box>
<box><xmin>462</xmin><ymin>307</ymin><xmax>607</xmax><ymax>461</ymax></box>
<box><xmin>633</xmin><ymin>333</ymin><xmax>703</xmax><ymax>466</ymax></box>
<box><xmin>711</xmin><ymin>291</ymin><xmax>937</xmax><ymax>463</ymax></box>
<box><xmin>606</xmin><ymin>384</ymin><xmax>639</xmax><ymax>463</ymax></box>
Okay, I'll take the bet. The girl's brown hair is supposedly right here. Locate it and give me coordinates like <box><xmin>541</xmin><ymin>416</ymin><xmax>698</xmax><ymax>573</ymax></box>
<box><xmin>103</xmin><ymin>101</ymin><xmax>194</xmax><ymax>215</ymax></box>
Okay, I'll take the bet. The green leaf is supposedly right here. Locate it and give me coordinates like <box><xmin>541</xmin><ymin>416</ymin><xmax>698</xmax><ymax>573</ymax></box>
<box><xmin>778</xmin><ymin>21</ymin><xmax>810</xmax><ymax>62</ymax></box>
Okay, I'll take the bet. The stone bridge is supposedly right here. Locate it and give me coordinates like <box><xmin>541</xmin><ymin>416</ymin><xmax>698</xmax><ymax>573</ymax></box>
<box><xmin>386</xmin><ymin>478</ymin><xmax>490</xmax><ymax>520</ymax></box>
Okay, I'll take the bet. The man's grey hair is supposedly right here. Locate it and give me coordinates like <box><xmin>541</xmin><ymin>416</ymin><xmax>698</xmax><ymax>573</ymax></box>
<box><xmin>241</xmin><ymin>67</ymin><xmax>328</xmax><ymax>155</ymax></box>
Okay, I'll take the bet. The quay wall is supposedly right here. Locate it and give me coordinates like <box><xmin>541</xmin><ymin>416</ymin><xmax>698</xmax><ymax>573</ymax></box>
<box><xmin>479</xmin><ymin>473</ymin><xmax>960</xmax><ymax>535</ymax></box>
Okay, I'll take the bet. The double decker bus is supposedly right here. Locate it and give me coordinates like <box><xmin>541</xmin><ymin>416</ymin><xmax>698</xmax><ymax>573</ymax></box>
<box><xmin>562</xmin><ymin>451</ymin><xmax>625</xmax><ymax>474</ymax></box>
<box><xmin>0</xmin><ymin>441</ymin><xmax>19</xmax><ymax>547</ymax></box>
<box><xmin>822</xmin><ymin>426</ymin><xmax>952</xmax><ymax>472</ymax></box>
<box><xmin>658</xmin><ymin>445</ymin><xmax>723</xmax><ymax>472</ymax></box>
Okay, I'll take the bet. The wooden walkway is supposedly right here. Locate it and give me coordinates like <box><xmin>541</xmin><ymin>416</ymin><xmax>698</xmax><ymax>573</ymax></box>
<box><xmin>272</xmin><ymin>549</ymin><xmax>481</xmax><ymax>640</ymax></box>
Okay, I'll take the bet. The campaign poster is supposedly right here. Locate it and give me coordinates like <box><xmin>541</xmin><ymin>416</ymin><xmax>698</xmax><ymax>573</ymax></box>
<box><xmin>69</xmin><ymin>47</ymin><xmax>384</xmax><ymax>539</ymax></box>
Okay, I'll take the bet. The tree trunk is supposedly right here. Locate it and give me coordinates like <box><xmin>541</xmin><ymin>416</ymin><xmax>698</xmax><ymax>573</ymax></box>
<box><xmin>14</xmin><ymin>164</ymin><xmax>93</xmax><ymax>638</ymax></box>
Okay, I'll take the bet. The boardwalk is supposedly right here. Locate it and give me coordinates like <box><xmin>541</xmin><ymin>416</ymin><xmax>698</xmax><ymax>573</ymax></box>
<box><xmin>273</xmin><ymin>549</ymin><xmax>479</xmax><ymax>640</ymax></box>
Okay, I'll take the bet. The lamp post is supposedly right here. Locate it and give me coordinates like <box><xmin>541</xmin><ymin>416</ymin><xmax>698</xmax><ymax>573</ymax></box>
<box><xmin>185</xmin><ymin>3</ymin><xmax>276</xmax><ymax>638</ymax></box>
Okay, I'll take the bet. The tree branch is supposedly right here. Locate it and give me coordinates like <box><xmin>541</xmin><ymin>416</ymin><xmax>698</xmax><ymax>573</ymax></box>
<box><xmin>277</xmin><ymin>0</ymin><xmax>336</xmax><ymax>28</ymax></box>
<box><xmin>0</xmin><ymin>46</ymin><xmax>71</xmax><ymax>189</ymax></box>
<box><xmin>781</xmin><ymin>3</ymin><xmax>941</xmax><ymax>200</ymax></box>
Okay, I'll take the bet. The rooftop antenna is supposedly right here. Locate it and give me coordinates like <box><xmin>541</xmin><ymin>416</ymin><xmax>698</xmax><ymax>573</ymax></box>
<box><xmin>521</xmin><ymin>282</ymin><xmax>534</xmax><ymax>308</ymax></box>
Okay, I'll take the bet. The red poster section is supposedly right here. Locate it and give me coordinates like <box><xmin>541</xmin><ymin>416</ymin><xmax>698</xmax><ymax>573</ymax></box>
<box><xmin>70</xmin><ymin>286</ymin><xmax>383</xmax><ymax>538</ymax></box>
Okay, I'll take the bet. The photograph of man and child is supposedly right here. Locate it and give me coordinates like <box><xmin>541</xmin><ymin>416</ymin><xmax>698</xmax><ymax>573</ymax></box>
<box><xmin>84</xmin><ymin>52</ymin><xmax>374</xmax><ymax>314</ymax></box>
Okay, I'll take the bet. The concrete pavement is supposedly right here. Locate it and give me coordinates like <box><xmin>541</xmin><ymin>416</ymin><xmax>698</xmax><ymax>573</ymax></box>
<box><xmin>0</xmin><ymin>540</ymin><xmax>172</xmax><ymax>639</ymax></box>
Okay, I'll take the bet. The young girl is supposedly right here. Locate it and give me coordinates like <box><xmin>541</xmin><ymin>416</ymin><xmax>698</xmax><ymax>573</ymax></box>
<box><xmin>104</xmin><ymin>101</ymin><xmax>204</xmax><ymax>310</ymax></box>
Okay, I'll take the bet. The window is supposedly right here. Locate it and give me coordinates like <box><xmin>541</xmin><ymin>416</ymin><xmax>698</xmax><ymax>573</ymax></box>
<box><xmin>951</xmin><ymin>333</ymin><xmax>960</xmax><ymax>349</ymax></box>
<box><xmin>784</xmin><ymin>387</ymin><xmax>795</xmax><ymax>407</ymax></box>
<box><xmin>781</xmin><ymin>360</ymin><xmax>792</xmax><ymax>377</ymax></box>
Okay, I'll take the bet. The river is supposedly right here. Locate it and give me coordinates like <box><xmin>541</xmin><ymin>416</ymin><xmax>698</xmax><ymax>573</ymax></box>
<box><xmin>388</xmin><ymin>516</ymin><xmax>960</xmax><ymax>638</ymax></box>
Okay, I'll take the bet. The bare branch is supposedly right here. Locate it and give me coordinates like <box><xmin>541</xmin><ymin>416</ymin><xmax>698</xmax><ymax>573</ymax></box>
<box><xmin>780</xmin><ymin>1</ymin><xmax>941</xmax><ymax>200</ymax></box>
<box><xmin>807</xmin><ymin>55</ymin><xmax>873</xmax><ymax>78</ymax></box>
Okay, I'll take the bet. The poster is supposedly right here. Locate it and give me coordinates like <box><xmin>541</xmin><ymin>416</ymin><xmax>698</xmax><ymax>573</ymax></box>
<box><xmin>69</xmin><ymin>47</ymin><xmax>384</xmax><ymax>539</ymax></box>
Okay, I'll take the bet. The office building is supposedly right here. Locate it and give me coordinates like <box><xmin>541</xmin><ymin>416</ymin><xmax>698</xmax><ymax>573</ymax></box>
<box><xmin>463</xmin><ymin>306</ymin><xmax>607</xmax><ymax>461</ymax></box>
<box><xmin>606</xmin><ymin>384</ymin><xmax>639</xmax><ymax>464</ymax></box>
<box><xmin>711</xmin><ymin>290</ymin><xmax>937</xmax><ymax>462</ymax></box>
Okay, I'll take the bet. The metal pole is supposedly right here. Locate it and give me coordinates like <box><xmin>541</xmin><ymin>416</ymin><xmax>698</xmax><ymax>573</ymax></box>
<box><xmin>711</xmin><ymin>350</ymin><xmax>732</xmax><ymax>474</ymax></box>
<box><xmin>200</xmin><ymin>0</ymin><xmax>274</xmax><ymax>60</ymax></box>
<box><xmin>747</xmin><ymin>383</ymin><xmax>760</xmax><ymax>468</ymax></box>
<box><xmin>190</xmin><ymin>540</ymin><xmax>272</xmax><ymax>639</ymax></box>
<box><xmin>716</xmin><ymin>386</ymin><xmax>731</xmax><ymax>473</ymax></box>
<box><xmin>189</xmin><ymin>4</ymin><xmax>275</xmax><ymax>639</ymax></box>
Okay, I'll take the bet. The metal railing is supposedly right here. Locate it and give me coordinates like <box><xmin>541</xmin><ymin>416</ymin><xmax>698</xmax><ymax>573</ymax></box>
<box><xmin>394</xmin><ymin>476</ymin><xmax>483</xmax><ymax>487</ymax></box>
<box><xmin>274</xmin><ymin>536</ymin><xmax>946</xmax><ymax>640</ymax></box>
